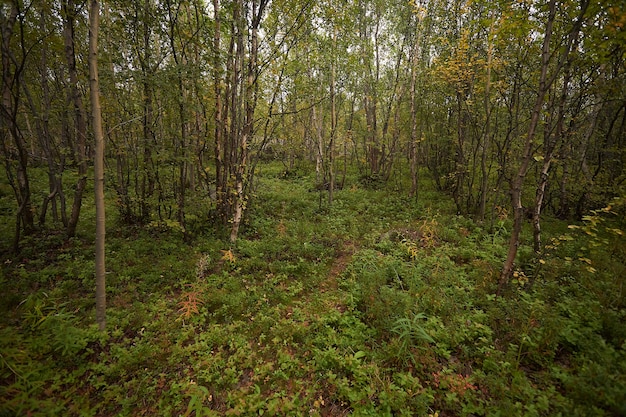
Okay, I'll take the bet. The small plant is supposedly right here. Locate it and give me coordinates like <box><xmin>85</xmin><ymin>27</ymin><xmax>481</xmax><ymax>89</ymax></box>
<box><xmin>178</xmin><ymin>284</ymin><xmax>204</xmax><ymax>320</ymax></box>
<box><xmin>182</xmin><ymin>381</ymin><xmax>215</xmax><ymax>417</ymax></box>
<box><xmin>432</xmin><ymin>371</ymin><xmax>477</xmax><ymax>396</ymax></box>
<box><xmin>220</xmin><ymin>249</ymin><xmax>236</xmax><ymax>264</ymax></box>
<box><xmin>418</xmin><ymin>218</ymin><xmax>439</xmax><ymax>248</ymax></box>
<box><xmin>391</xmin><ymin>312</ymin><xmax>435</xmax><ymax>363</ymax></box>
<box><xmin>402</xmin><ymin>238</ymin><xmax>420</xmax><ymax>260</ymax></box>
<box><xmin>196</xmin><ymin>254</ymin><xmax>212</xmax><ymax>279</ymax></box>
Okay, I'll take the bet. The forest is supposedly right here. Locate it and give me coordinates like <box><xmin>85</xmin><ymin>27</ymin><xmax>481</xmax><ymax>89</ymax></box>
<box><xmin>1</xmin><ymin>0</ymin><xmax>625</xmax><ymax>415</ymax></box>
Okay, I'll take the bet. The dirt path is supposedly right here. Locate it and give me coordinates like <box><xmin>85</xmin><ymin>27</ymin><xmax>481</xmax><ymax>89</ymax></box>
<box><xmin>316</xmin><ymin>242</ymin><xmax>358</xmax><ymax>314</ymax></box>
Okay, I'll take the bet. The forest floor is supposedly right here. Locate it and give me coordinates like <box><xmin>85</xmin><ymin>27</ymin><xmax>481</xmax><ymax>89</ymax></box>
<box><xmin>1</xmin><ymin>162</ymin><xmax>625</xmax><ymax>416</ymax></box>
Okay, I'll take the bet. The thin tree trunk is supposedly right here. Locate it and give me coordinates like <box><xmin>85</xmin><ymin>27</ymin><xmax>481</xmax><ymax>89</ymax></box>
<box><xmin>165</xmin><ymin>0</ymin><xmax>188</xmax><ymax>233</ymax></box>
<box><xmin>213</xmin><ymin>0</ymin><xmax>224</xmax><ymax>212</ymax></box>
<box><xmin>36</xmin><ymin>4</ymin><xmax>64</xmax><ymax>226</ymax></box>
<box><xmin>312</xmin><ymin>105</ymin><xmax>324</xmax><ymax>185</ymax></box>
<box><xmin>478</xmin><ymin>17</ymin><xmax>495</xmax><ymax>222</ymax></box>
<box><xmin>230</xmin><ymin>0</ymin><xmax>268</xmax><ymax>242</ymax></box>
<box><xmin>1</xmin><ymin>4</ymin><xmax>35</xmax><ymax>251</ymax></box>
<box><xmin>89</xmin><ymin>0</ymin><xmax>106</xmax><ymax>331</ymax></box>
<box><xmin>228</xmin><ymin>0</ymin><xmax>245</xmax><ymax>242</ymax></box>
<box><xmin>63</xmin><ymin>0</ymin><xmax>88</xmax><ymax>238</ymax></box>
<box><xmin>532</xmin><ymin>1</ymin><xmax>588</xmax><ymax>253</ymax></box>
<box><xmin>328</xmin><ymin>24</ymin><xmax>337</xmax><ymax>205</ymax></box>
<box><xmin>409</xmin><ymin>28</ymin><xmax>420</xmax><ymax>199</ymax></box>
<box><xmin>499</xmin><ymin>0</ymin><xmax>556</xmax><ymax>292</ymax></box>
<box><xmin>140</xmin><ymin>0</ymin><xmax>154</xmax><ymax>223</ymax></box>
<box><xmin>341</xmin><ymin>99</ymin><xmax>355</xmax><ymax>189</ymax></box>
<box><xmin>454</xmin><ymin>91</ymin><xmax>467</xmax><ymax>213</ymax></box>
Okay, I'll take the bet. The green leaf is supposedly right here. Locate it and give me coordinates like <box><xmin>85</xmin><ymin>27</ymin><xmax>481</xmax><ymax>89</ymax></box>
<box><xmin>353</xmin><ymin>350</ymin><xmax>366</xmax><ymax>360</ymax></box>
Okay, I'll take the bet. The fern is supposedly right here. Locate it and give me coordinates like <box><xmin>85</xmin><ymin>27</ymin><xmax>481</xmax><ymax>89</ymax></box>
<box><xmin>178</xmin><ymin>285</ymin><xmax>204</xmax><ymax>320</ymax></box>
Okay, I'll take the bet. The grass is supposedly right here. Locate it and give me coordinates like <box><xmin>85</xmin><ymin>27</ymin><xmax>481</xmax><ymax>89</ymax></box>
<box><xmin>1</xmin><ymin>162</ymin><xmax>625</xmax><ymax>416</ymax></box>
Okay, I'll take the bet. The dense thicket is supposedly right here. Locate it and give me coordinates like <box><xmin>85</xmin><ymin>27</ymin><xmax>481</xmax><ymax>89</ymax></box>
<box><xmin>1</xmin><ymin>0</ymin><xmax>625</xmax><ymax>267</ymax></box>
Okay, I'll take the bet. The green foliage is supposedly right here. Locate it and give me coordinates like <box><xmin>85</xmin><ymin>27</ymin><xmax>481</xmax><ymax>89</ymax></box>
<box><xmin>0</xmin><ymin>164</ymin><xmax>624</xmax><ymax>416</ymax></box>
<box><xmin>389</xmin><ymin>312</ymin><xmax>435</xmax><ymax>366</ymax></box>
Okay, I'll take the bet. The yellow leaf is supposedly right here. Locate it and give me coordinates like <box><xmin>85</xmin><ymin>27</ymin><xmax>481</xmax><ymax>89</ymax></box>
<box><xmin>221</xmin><ymin>249</ymin><xmax>236</xmax><ymax>263</ymax></box>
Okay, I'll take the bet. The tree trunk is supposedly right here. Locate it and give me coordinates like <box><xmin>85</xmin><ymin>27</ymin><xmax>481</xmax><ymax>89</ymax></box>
<box><xmin>0</xmin><ymin>4</ymin><xmax>35</xmax><ymax>251</ymax></box>
<box><xmin>213</xmin><ymin>0</ymin><xmax>224</xmax><ymax>213</ymax></box>
<box><xmin>165</xmin><ymin>0</ymin><xmax>188</xmax><ymax>234</ymax></box>
<box><xmin>409</xmin><ymin>26</ymin><xmax>420</xmax><ymax>199</ymax></box>
<box><xmin>532</xmin><ymin>1</ymin><xmax>588</xmax><ymax>252</ymax></box>
<box><xmin>36</xmin><ymin>4</ymin><xmax>65</xmax><ymax>226</ymax></box>
<box><xmin>63</xmin><ymin>0</ymin><xmax>89</xmax><ymax>238</ymax></box>
<box><xmin>140</xmin><ymin>0</ymin><xmax>155</xmax><ymax>223</ymax></box>
<box><xmin>328</xmin><ymin>25</ymin><xmax>337</xmax><ymax>205</ymax></box>
<box><xmin>499</xmin><ymin>0</ymin><xmax>556</xmax><ymax>292</ymax></box>
<box><xmin>478</xmin><ymin>17</ymin><xmax>495</xmax><ymax>222</ymax></box>
<box><xmin>454</xmin><ymin>91</ymin><xmax>467</xmax><ymax>214</ymax></box>
<box><xmin>312</xmin><ymin>105</ymin><xmax>324</xmax><ymax>186</ymax></box>
<box><xmin>230</xmin><ymin>0</ymin><xmax>268</xmax><ymax>242</ymax></box>
<box><xmin>89</xmin><ymin>0</ymin><xmax>106</xmax><ymax>331</ymax></box>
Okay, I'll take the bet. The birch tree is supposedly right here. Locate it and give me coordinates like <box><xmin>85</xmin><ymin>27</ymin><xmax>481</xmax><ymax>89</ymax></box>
<box><xmin>89</xmin><ymin>0</ymin><xmax>106</xmax><ymax>330</ymax></box>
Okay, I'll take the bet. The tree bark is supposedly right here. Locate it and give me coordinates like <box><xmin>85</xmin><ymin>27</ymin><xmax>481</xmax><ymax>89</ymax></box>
<box><xmin>532</xmin><ymin>1</ymin><xmax>588</xmax><ymax>253</ymax></box>
<box><xmin>499</xmin><ymin>0</ymin><xmax>557</xmax><ymax>292</ymax></box>
<box><xmin>140</xmin><ymin>0</ymin><xmax>155</xmax><ymax>223</ymax></box>
<box><xmin>230</xmin><ymin>0</ymin><xmax>268</xmax><ymax>242</ymax></box>
<box><xmin>478</xmin><ymin>17</ymin><xmax>495</xmax><ymax>222</ymax></box>
<box><xmin>164</xmin><ymin>0</ymin><xmax>188</xmax><ymax>234</ymax></box>
<box><xmin>409</xmin><ymin>25</ymin><xmax>420</xmax><ymax>199</ymax></box>
<box><xmin>1</xmin><ymin>3</ymin><xmax>35</xmax><ymax>251</ymax></box>
<box><xmin>89</xmin><ymin>0</ymin><xmax>106</xmax><ymax>331</ymax></box>
<box><xmin>36</xmin><ymin>4</ymin><xmax>65</xmax><ymax>226</ymax></box>
<box><xmin>328</xmin><ymin>24</ymin><xmax>337</xmax><ymax>205</ymax></box>
<box><xmin>213</xmin><ymin>0</ymin><xmax>224</xmax><ymax>214</ymax></box>
<box><xmin>62</xmin><ymin>0</ymin><xmax>89</xmax><ymax>238</ymax></box>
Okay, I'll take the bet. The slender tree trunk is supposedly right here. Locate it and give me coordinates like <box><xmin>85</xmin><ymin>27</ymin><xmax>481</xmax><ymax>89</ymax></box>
<box><xmin>409</xmin><ymin>29</ymin><xmax>420</xmax><ymax>199</ymax></box>
<box><xmin>341</xmin><ymin>99</ymin><xmax>355</xmax><ymax>189</ymax></box>
<box><xmin>63</xmin><ymin>0</ymin><xmax>89</xmax><ymax>238</ymax></box>
<box><xmin>378</xmin><ymin>37</ymin><xmax>405</xmax><ymax>182</ymax></box>
<box><xmin>213</xmin><ymin>0</ymin><xmax>224</xmax><ymax>212</ymax></box>
<box><xmin>499</xmin><ymin>0</ymin><xmax>556</xmax><ymax>292</ymax></box>
<box><xmin>89</xmin><ymin>0</ymin><xmax>106</xmax><ymax>331</ymax></box>
<box><xmin>478</xmin><ymin>17</ymin><xmax>495</xmax><ymax>222</ymax></box>
<box><xmin>140</xmin><ymin>0</ymin><xmax>154</xmax><ymax>223</ymax></box>
<box><xmin>165</xmin><ymin>0</ymin><xmax>188</xmax><ymax>233</ymax></box>
<box><xmin>312</xmin><ymin>105</ymin><xmax>324</xmax><ymax>186</ymax></box>
<box><xmin>532</xmin><ymin>2</ymin><xmax>588</xmax><ymax>251</ymax></box>
<box><xmin>1</xmin><ymin>4</ymin><xmax>35</xmax><ymax>251</ymax></box>
<box><xmin>533</xmin><ymin>88</ymin><xmax>562</xmax><ymax>254</ymax></box>
<box><xmin>454</xmin><ymin>91</ymin><xmax>467</xmax><ymax>213</ymax></box>
<box><xmin>328</xmin><ymin>24</ymin><xmax>337</xmax><ymax>205</ymax></box>
<box><xmin>360</xmin><ymin>5</ymin><xmax>380</xmax><ymax>177</ymax></box>
<box><xmin>228</xmin><ymin>0</ymin><xmax>245</xmax><ymax>242</ymax></box>
<box><xmin>36</xmin><ymin>4</ymin><xmax>64</xmax><ymax>226</ymax></box>
<box><xmin>231</xmin><ymin>0</ymin><xmax>268</xmax><ymax>242</ymax></box>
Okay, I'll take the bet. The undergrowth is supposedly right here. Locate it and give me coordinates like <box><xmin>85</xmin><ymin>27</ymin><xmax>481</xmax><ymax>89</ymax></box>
<box><xmin>0</xmin><ymin>162</ymin><xmax>624</xmax><ymax>416</ymax></box>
